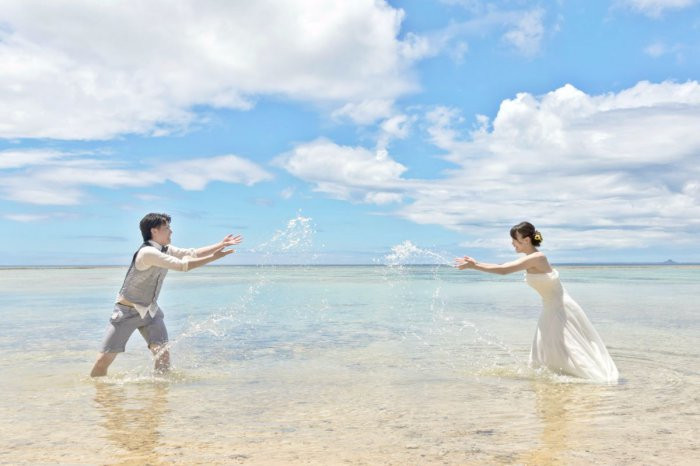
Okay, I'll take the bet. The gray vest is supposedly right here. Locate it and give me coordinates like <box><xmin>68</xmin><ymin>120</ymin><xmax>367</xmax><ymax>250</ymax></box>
<box><xmin>119</xmin><ymin>243</ymin><xmax>169</xmax><ymax>307</ymax></box>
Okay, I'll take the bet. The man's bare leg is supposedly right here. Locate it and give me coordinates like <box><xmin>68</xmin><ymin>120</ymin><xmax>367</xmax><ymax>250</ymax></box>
<box><xmin>91</xmin><ymin>352</ymin><xmax>118</xmax><ymax>377</ymax></box>
<box><xmin>150</xmin><ymin>344</ymin><xmax>170</xmax><ymax>374</ymax></box>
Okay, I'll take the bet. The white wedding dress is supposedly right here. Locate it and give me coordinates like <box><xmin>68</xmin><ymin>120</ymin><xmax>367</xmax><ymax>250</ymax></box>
<box><xmin>525</xmin><ymin>269</ymin><xmax>618</xmax><ymax>383</ymax></box>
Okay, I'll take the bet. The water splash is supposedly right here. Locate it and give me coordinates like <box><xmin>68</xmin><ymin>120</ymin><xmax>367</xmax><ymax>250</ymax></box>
<box><xmin>252</xmin><ymin>214</ymin><xmax>315</xmax><ymax>254</ymax></box>
<box><xmin>150</xmin><ymin>215</ymin><xmax>316</xmax><ymax>372</ymax></box>
<box><xmin>154</xmin><ymin>232</ymin><xmax>523</xmax><ymax>381</ymax></box>
<box><xmin>382</xmin><ymin>240</ymin><xmax>526</xmax><ymax>376</ymax></box>
<box><xmin>383</xmin><ymin>240</ymin><xmax>452</xmax><ymax>267</ymax></box>
<box><xmin>178</xmin><ymin>275</ymin><xmax>268</xmax><ymax>341</ymax></box>
<box><xmin>92</xmin><ymin>369</ymin><xmax>193</xmax><ymax>386</ymax></box>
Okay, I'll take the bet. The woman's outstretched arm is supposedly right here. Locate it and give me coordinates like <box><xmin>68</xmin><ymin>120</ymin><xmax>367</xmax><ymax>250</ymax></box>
<box><xmin>454</xmin><ymin>252</ymin><xmax>547</xmax><ymax>275</ymax></box>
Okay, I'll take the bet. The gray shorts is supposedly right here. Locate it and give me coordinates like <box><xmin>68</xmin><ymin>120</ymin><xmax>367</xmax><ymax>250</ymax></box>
<box><xmin>100</xmin><ymin>303</ymin><xmax>168</xmax><ymax>353</ymax></box>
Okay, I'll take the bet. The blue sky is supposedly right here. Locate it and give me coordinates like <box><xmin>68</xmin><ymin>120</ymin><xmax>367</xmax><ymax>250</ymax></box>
<box><xmin>2</xmin><ymin>0</ymin><xmax>700</xmax><ymax>265</ymax></box>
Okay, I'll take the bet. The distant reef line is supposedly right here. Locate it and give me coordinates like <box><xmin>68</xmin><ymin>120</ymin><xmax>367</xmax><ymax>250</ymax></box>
<box><xmin>1</xmin><ymin>261</ymin><xmax>699</xmax><ymax>270</ymax></box>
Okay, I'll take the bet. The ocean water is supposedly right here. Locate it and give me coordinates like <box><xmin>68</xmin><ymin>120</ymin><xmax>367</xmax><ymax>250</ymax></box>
<box><xmin>1</xmin><ymin>261</ymin><xmax>698</xmax><ymax>464</ymax></box>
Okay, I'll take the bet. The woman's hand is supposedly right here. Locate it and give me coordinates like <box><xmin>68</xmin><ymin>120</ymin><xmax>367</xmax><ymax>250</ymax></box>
<box><xmin>454</xmin><ymin>256</ymin><xmax>477</xmax><ymax>270</ymax></box>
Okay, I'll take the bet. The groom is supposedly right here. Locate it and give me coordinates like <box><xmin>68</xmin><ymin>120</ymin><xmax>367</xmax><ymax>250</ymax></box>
<box><xmin>90</xmin><ymin>212</ymin><xmax>242</xmax><ymax>377</ymax></box>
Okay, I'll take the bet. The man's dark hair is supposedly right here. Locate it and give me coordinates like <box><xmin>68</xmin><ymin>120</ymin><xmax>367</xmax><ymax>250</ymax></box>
<box><xmin>139</xmin><ymin>213</ymin><xmax>171</xmax><ymax>242</ymax></box>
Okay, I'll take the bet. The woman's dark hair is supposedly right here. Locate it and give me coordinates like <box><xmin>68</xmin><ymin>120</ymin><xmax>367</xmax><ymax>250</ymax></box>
<box><xmin>510</xmin><ymin>221</ymin><xmax>543</xmax><ymax>247</ymax></box>
<box><xmin>139</xmin><ymin>213</ymin><xmax>171</xmax><ymax>242</ymax></box>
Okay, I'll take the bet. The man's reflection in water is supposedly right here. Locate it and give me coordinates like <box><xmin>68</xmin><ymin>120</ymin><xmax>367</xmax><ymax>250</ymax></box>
<box><xmin>94</xmin><ymin>382</ymin><xmax>170</xmax><ymax>465</ymax></box>
<box><xmin>519</xmin><ymin>381</ymin><xmax>604</xmax><ymax>465</ymax></box>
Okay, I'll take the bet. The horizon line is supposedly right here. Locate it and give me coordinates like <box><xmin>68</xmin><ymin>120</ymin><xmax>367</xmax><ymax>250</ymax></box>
<box><xmin>1</xmin><ymin>261</ymin><xmax>698</xmax><ymax>270</ymax></box>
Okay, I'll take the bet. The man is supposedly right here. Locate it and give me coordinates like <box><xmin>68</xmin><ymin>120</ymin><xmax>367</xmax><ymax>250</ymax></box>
<box><xmin>90</xmin><ymin>212</ymin><xmax>242</xmax><ymax>377</ymax></box>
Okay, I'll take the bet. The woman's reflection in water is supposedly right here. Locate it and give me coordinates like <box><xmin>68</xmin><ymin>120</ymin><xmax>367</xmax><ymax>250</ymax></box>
<box><xmin>94</xmin><ymin>382</ymin><xmax>170</xmax><ymax>465</ymax></box>
<box><xmin>519</xmin><ymin>381</ymin><xmax>605</xmax><ymax>465</ymax></box>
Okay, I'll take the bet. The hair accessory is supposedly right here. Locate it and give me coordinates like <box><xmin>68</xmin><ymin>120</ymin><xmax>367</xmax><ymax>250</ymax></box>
<box><xmin>533</xmin><ymin>232</ymin><xmax>542</xmax><ymax>242</ymax></box>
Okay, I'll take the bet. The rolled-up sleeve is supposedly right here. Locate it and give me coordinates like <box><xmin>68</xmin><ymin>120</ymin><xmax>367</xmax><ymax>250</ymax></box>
<box><xmin>166</xmin><ymin>245</ymin><xmax>198</xmax><ymax>259</ymax></box>
<box><xmin>136</xmin><ymin>246</ymin><xmax>194</xmax><ymax>272</ymax></box>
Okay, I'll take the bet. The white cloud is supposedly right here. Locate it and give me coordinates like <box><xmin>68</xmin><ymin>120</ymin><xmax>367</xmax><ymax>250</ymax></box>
<box><xmin>429</xmin><ymin>7</ymin><xmax>549</xmax><ymax>60</ymax></box>
<box><xmin>282</xmin><ymin>81</ymin><xmax>700</xmax><ymax>252</ymax></box>
<box><xmin>377</xmin><ymin>113</ymin><xmax>414</xmax><ymax>150</ymax></box>
<box><xmin>380</xmin><ymin>114</ymin><xmax>412</xmax><ymax>140</ymax></box>
<box><xmin>645</xmin><ymin>42</ymin><xmax>668</xmax><ymax>57</ymax></box>
<box><xmin>134</xmin><ymin>193</ymin><xmax>165</xmax><ymax>202</ymax></box>
<box><xmin>0</xmin><ymin>149</ymin><xmax>68</xmax><ymax>169</ymax></box>
<box><xmin>364</xmin><ymin>191</ymin><xmax>404</xmax><ymax>205</ymax></box>
<box><xmin>331</xmin><ymin>100</ymin><xmax>396</xmax><ymax>125</ymax></box>
<box><xmin>618</xmin><ymin>0</ymin><xmax>697</xmax><ymax>17</ymax></box>
<box><xmin>398</xmin><ymin>32</ymin><xmax>433</xmax><ymax>62</ymax></box>
<box><xmin>448</xmin><ymin>41</ymin><xmax>470</xmax><ymax>63</ymax></box>
<box><xmin>644</xmin><ymin>41</ymin><xmax>685</xmax><ymax>61</ymax></box>
<box><xmin>4</xmin><ymin>213</ymin><xmax>52</xmax><ymax>222</ymax></box>
<box><xmin>0</xmin><ymin>150</ymin><xmax>272</xmax><ymax>205</ymax></box>
<box><xmin>2</xmin><ymin>212</ymin><xmax>77</xmax><ymax>223</ymax></box>
<box><xmin>502</xmin><ymin>8</ymin><xmax>545</xmax><ymax>56</ymax></box>
<box><xmin>439</xmin><ymin>0</ymin><xmax>482</xmax><ymax>9</ymax></box>
<box><xmin>403</xmin><ymin>80</ymin><xmax>700</xmax><ymax>248</ymax></box>
<box><xmin>458</xmin><ymin>227</ymin><xmax>677</xmax><ymax>252</ymax></box>
<box><xmin>164</xmin><ymin>155</ymin><xmax>273</xmax><ymax>190</ymax></box>
<box><xmin>280</xmin><ymin>187</ymin><xmax>296</xmax><ymax>200</ymax></box>
<box><xmin>274</xmin><ymin>138</ymin><xmax>408</xmax><ymax>204</ymax></box>
<box><xmin>0</xmin><ymin>0</ymin><xmax>429</xmax><ymax>140</ymax></box>
<box><xmin>0</xmin><ymin>177</ymin><xmax>86</xmax><ymax>205</ymax></box>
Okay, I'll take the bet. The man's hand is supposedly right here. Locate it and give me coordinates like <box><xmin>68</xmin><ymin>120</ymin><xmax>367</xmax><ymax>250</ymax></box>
<box><xmin>454</xmin><ymin>256</ymin><xmax>477</xmax><ymax>270</ymax></box>
<box><xmin>213</xmin><ymin>245</ymin><xmax>236</xmax><ymax>259</ymax></box>
<box><xmin>220</xmin><ymin>234</ymin><xmax>243</xmax><ymax>248</ymax></box>
<box><xmin>187</xmin><ymin>245</ymin><xmax>236</xmax><ymax>271</ymax></box>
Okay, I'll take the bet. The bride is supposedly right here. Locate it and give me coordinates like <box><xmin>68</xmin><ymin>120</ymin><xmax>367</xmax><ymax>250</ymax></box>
<box><xmin>455</xmin><ymin>221</ymin><xmax>618</xmax><ymax>383</ymax></box>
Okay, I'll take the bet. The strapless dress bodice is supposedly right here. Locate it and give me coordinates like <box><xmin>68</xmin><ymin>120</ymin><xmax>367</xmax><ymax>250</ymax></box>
<box><xmin>525</xmin><ymin>269</ymin><xmax>564</xmax><ymax>303</ymax></box>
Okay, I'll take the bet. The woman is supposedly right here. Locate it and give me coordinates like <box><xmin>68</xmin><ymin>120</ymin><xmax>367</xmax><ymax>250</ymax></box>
<box><xmin>455</xmin><ymin>221</ymin><xmax>618</xmax><ymax>383</ymax></box>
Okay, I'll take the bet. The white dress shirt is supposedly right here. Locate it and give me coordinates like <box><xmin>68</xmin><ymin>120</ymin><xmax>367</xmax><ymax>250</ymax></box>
<box><xmin>116</xmin><ymin>240</ymin><xmax>198</xmax><ymax>318</ymax></box>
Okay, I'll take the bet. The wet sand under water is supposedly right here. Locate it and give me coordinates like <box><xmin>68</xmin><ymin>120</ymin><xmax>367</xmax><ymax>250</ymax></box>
<box><xmin>2</xmin><ymin>339</ymin><xmax>698</xmax><ymax>465</ymax></box>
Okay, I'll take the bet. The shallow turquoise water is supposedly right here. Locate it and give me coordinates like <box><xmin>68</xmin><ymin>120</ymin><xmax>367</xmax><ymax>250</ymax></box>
<box><xmin>0</xmin><ymin>265</ymin><xmax>698</xmax><ymax>464</ymax></box>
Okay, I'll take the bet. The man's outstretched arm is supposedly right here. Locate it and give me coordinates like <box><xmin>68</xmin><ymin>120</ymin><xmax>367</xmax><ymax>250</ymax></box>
<box><xmin>195</xmin><ymin>234</ymin><xmax>243</xmax><ymax>257</ymax></box>
<box><xmin>186</xmin><ymin>246</ymin><xmax>235</xmax><ymax>271</ymax></box>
